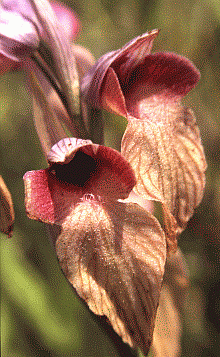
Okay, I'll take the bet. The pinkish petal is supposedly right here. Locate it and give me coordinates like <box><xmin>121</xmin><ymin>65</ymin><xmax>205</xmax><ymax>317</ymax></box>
<box><xmin>1</xmin><ymin>0</ymin><xmax>81</xmax><ymax>120</ymax></box>
<box><xmin>23</xmin><ymin>169</ymin><xmax>55</xmax><ymax>224</ymax></box>
<box><xmin>48</xmin><ymin>138</ymin><xmax>136</xmax><ymax>201</ymax></box>
<box><xmin>81</xmin><ymin>29</ymin><xmax>159</xmax><ymax>112</ymax></box>
<box><xmin>0</xmin><ymin>53</ymin><xmax>21</xmax><ymax>74</ymax></box>
<box><xmin>122</xmin><ymin>108</ymin><xmax>206</xmax><ymax>251</ymax></box>
<box><xmin>100</xmin><ymin>67</ymin><xmax>127</xmax><ymax>117</ymax></box>
<box><xmin>0</xmin><ymin>0</ymin><xmax>38</xmax><ymax>72</ymax></box>
<box><xmin>0</xmin><ymin>6</ymin><xmax>39</xmax><ymax>62</ymax></box>
<box><xmin>51</xmin><ymin>1</ymin><xmax>80</xmax><ymax>40</ymax></box>
<box><xmin>124</xmin><ymin>52</ymin><xmax>200</xmax><ymax>119</ymax></box>
<box><xmin>24</xmin><ymin>138</ymin><xmax>136</xmax><ymax>225</ymax></box>
<box><xmin>152</xmin><ymin>249</ymin><xmax>189</xmax><ymax>357</ymax></box>
<box><xmin>1</xmin><ymin>0</ymin><xmax>37</xmax><ymax>19</ymax></box>
<box><xmin>56</xmin><ymin>199</ymin><xmax>166</xmax><ymax>355</ymax></box>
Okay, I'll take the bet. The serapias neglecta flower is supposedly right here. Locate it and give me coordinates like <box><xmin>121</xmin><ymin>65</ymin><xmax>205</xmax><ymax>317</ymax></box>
<box><xmin>1</xmin><ymin>0</ymin><xmax>207</xmax><ymax>353</ymax></box>
<box><xmin>23</xmin><ymin>137</ymin><xmax>166</xmax><ymax>355</ymax></box>
<box><xmin>82</xmin><ymin>30</ymin><xmax>207</xmax><ymax>251</ymax></box>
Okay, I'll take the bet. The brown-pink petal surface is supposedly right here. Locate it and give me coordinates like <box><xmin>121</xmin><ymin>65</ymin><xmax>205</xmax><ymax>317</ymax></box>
<box><xmin>23</xmin><ymin>138</ymin><xmax>166</xmax><ymax>355</ymax></box>
<box><xmin>121</xmin><ymin>53</ymin><xmax>207</xmax><ymax>250</ymax></box>
<box><xmin>57</xmin><ymin>199</ymin><xmax>166</xmax><ymax>355</ymax></box>
<box><xmin>82</xmin><ymin>33</ymin><xmax>206</xmax><ymax>250</ymax></box>
<box><xmin>24</xmin><ymin>138</ymin><xmax>136</xmax><ymax>224</ymax></box>
<box><xmin>151</xmin><ymin>249</ymin><xmax>189</xmax><ymax>357</ymax></box>
<box><xmin>81</xmin><ymin>30</ymin><xmax>159</xmax><ymax>112</ymax></box>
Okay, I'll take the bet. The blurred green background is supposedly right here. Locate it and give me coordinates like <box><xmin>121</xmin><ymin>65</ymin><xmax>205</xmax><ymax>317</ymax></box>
<box><xmin>1</xmin><ymin>0</ymin><xmax>220</xmax><ymax>356</ymax></box>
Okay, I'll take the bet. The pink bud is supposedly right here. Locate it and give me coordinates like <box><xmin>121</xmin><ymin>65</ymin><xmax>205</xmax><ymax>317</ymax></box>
<box><xmin>51</xmin><ymin>1</ymin><xmax>80</xmax><ymax>40</ymax></box>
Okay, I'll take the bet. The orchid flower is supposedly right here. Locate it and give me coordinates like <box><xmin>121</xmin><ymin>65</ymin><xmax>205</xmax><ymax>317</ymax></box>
<box><xmin>0</xmin><ymin>0</ymin><xmax>91</xmax><ymax>143</ymax></box>
<box><xmin>0</xmin><ymin>0</ymin><xmax>80</xmax><ymax>71</ymax></box>
<box><xmin>82</xmin><ymin>30</ymin><xmax>207</xmax><ymax>251</ymax></box>
<box><xmin>23</xmin><ymin>137</ymin><xmax>166</xmax><ymax>355</ymax></box>
<box><xmin>0</xmin><ymin>0</ymin><xmax>39</xmax><ymax>63</ymax></box>
<box><xmin>1</xmin><ymin>0</ymin><xmax>207</xmax><ymax>355</ymax></box>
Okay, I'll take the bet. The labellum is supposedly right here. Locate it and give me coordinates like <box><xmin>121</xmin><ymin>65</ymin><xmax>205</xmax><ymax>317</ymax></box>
<box><xmin>23</xmin><ymin>138</ymin><xmax>166</xmax><ymax>355</ymax></box>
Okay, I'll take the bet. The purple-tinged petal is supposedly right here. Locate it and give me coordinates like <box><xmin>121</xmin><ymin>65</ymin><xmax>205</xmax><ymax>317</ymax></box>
<box><xmin>23</xmin><ymin>136</ymin><xmax>167</xmax><ymax>354</ymax></box>
<box><xmin>81</xmin><ymin>29</ymin><xmax>159</xmax><ymax>113</ymax></box>
<box><xmin>0</xmin><ymin>0</ymin><xmax>38</xmax><ymax>72</ymax></box>
<box><xmin>51</xmin><ymin>1</ymin><xmax>80</xmax><ymax>40</ymax></box>
<box><xmin>47</xmin><ymin>138</ymin><xmax>136</xmax><ymax>201</ymax></box>
<box><xmin>123</xmin><ymin>52</ymin><xmax>200</xmax><ymax>119</ymax></box>
<box><xmin>24</xmin><ymin>138</ymin><xmax>136</xmax><ymax>226</ymax></box>
<box><xmin>1</xmin><ymin>0</ymin><xmax>37</xmax><ymax>19</ymax></box>
<box><xmin>0</xmin><ymin>6</ymin><xmax>39</xmax><ymax>61</ymax></box>
<box><xmin>24</xmin><ymin>169</ymin><xmax>55</xmax><ymax>224</ymax></box>
<box><xmin>0</xmin><ymin>53</ymin><xmax>21</xmax><ymax>74</ymax></box>
<box><xmin>1</xmin><ymin>0</ymin><xmax>88</xmax><ymax>139</ymax></box>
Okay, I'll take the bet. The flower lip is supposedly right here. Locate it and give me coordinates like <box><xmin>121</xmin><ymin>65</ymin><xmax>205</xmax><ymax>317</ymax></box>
<box><xmin>117</xmin><ymin>52</ymin><xmax>201</xmax><ymax>98</ymax></box>
<box><xmin>46</xmin><ymin>138</ymin><xmax>136</xmax><ymax>199</ymax></box>
<box><xmin>49</xmin><ymin>150</ymin><xmax>99</xmax><ymax>187</ymax></box>
<box><xmin>47</xmin><ymin>138</ymin><xmax>95</xmax><ymax>165</ymax></box>
<box><xmin>81</xmin><ymin>30</ymin><xmax>159</xmax><ymax>108</ymax></box>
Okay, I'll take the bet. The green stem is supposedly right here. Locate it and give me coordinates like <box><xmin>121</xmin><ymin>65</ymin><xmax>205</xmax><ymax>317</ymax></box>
<box><xmin>88</xmin><ymin>106</ymin><xmax>104</xmax><ymax>145</ymax></box>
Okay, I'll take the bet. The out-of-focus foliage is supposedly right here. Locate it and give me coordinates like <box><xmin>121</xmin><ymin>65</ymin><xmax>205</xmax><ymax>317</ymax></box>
<box><xmin>0</xmin><ymin>0</ymin><xmax>219</xmax><ymax>356</ymax></box>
